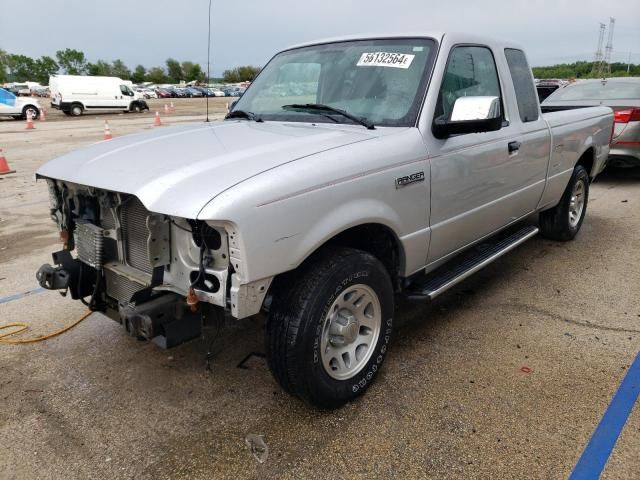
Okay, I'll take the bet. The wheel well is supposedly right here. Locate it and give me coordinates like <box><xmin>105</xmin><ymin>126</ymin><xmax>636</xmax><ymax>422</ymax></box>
<box><xmin>324</xmin><ymin>223</ymin><xmax>403</xmax><ymax>290</ymax></box>
<box><xmin>577</xmin><ymin>148</ymin><xmax>594</xmax><ymax>178</ymax></box>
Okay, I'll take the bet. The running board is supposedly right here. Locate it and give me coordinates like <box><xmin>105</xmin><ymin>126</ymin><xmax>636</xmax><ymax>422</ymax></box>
<box><xmin>405</xmin><ymin>224</ymin><xmax>539</xmax><ymax>300</ymax></box>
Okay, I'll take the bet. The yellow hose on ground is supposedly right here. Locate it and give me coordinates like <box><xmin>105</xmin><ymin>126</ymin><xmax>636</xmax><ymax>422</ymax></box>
<box><xmin>0</xmin><ymin>311</ymin><xmax>93</xmax><ymax>344</ymax></box>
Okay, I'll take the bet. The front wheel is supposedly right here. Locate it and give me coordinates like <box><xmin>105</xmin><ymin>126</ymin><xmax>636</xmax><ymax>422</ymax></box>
<box><xmin>69</xmin><ymin>103</ymin><xmax>83</xmax><ymax>116</ymax></box>
<box><xmin>266</xmin><ymin>247</ymin><xmax>394</xmax><ymax>409</ymax></box>
<box><xmin>539</xmin><ymin>164</ymin><xmax>589</xmax><ymax>241</ymax></box>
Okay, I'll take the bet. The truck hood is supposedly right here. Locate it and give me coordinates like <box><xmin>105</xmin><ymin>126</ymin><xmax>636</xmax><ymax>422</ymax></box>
<box><xmin>37</xmin><ymin>120</ymin><xmax>375</xmax><ymax>218</ymax></box>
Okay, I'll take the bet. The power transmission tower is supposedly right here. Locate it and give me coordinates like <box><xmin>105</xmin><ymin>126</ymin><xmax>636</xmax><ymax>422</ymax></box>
<box><xmin>592</xmin><ymin>22</ymin><xmax>606</xmax><ymax>77</ymax></box>
<box><xmin>603</xmin><ymin>17</ymin><xmax>615</xmax><ymax>76</ymax></box>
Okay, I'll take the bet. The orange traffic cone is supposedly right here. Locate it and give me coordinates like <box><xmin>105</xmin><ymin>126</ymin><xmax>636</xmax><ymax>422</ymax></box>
<box><xmin>39</xmin><ymin>107</ymin><xmax>46</xmax><ymax>121</ymax></box>
<box><xmin>164</xmin><ymin>103</ymin><xmax>169</xmax><ymax>114</ymax></box>
<box><xmin>169</xmin><ymin>102</ymin><xmax>175</xmax><ymax>113</ymax></box>
<box><xmin>104</xmin><ymin>120</ymin><xmax>113</xmax><ymax>140</ymax></box>
<box><xmin>0</xmin><ymin>149</ymin><xmax>16</xmax><ymax>175</ymax></box>
<box><xmin>154</xmin><ymin>111</ymin><xmax>162</xmax><ymax>126</ymax></box>
<box><xmin>26</xmin><ymin>113</ymin><xmax>35</xmax><ymax>130</ymax></box>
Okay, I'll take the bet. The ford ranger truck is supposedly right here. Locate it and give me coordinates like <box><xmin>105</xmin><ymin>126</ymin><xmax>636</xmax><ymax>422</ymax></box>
<box><xmin>35</xmin><ymin>33</ymin><xmax>614</xmax><ymax>408</ymax></box>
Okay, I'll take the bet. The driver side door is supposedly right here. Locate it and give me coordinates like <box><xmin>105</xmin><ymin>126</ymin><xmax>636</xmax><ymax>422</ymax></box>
<box><xmin>426</xmin><ymin>45</ymin><xmax>528</xmax><ymax>264</ymax></box>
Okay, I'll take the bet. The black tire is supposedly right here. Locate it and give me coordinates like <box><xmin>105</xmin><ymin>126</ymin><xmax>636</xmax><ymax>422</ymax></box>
<box><xmin>70</xmin><ymin>103</ymin><xmax>83</xmax><ymax>116</ymax></box>
<box><xmin>131</xmin><ymin>103</ymin><xmax>142</xmax><ymax>113</ymax></box>
<box><xmin>266</xmin><ymin>247</ymin><xmax>394</xmax><ymax>409</ymax></box>
<box><xmin>22</xmin><ymin>105</ymin><xmax>39</xmax><ymax>120</ymax></box>
<box><xmin>539</xmin><ymin>164</ymin><xmax>589</xmax><ymax>241</ymax></box>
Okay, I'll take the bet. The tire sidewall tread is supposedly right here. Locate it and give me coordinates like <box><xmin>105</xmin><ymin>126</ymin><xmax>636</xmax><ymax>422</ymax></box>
<box><xmin>266</xmin><ymin>247</ymin><xmax>394</xmax><ymax>409</ymax></box>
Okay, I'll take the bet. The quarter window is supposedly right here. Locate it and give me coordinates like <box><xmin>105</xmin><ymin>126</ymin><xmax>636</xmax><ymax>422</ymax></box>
<box><xmin>504</xmin><ymin>48</ymin><xmax>539</xmax><ymax>122</ymax></box>
<box><xmin>435</xmin><ymin>46</ymin><xmax>501</xmax><ymax>122</ymax></box>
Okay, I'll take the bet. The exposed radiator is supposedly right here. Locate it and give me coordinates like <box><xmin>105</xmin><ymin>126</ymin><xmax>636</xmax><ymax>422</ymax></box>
<box><xmin>104</xmin><ymin>269</ymin><xmax>146</xmax><ymax>305</ymax></box>
<box><xmin>120</xmin><ymin>197</ymin><xmax>153</xmax><ymax>274</ymax></box>
<box><xmin>75</xmin><ymin>221</ymin><xmax>104</xmax><ymax>268</ymax></box>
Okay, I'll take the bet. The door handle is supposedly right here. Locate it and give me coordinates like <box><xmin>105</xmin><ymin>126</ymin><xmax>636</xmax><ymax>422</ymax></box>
<box><xmin>508</xmin><ymin>141</ymin><xmax>521</xmax><ymax>154</ymax></box>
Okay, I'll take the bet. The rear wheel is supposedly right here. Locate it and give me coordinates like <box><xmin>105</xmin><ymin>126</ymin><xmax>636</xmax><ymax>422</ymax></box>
<box><xmin>131</xmin><ymin>103</ymin><xmax>142</xmax><ymax>113</ymax></box>
<box><xmin>266</xmin><ymin>247</ymin><xmax>394</xmax><ymax>409</ymax></box>
<box><xmin>22</xmin><ymin>105</ymin><xmax>39</xmax><ymax>120</ymax></box>
<box><xmin>540</xmin><ymin>164</ymin><xmax>589</xmax><ymax>241</ymax></box>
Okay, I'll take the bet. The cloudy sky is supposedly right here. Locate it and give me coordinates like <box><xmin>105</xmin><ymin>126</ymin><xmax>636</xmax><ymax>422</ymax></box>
<box><xmin>1</xmin><ymin>0</ymin><xmax>639</xmax><ymax>74</ymax></box>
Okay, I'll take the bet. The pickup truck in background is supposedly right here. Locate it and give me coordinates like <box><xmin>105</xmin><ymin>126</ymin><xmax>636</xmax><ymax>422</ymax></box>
<box><xmin>35</xmin><ymin>33</ymin><xmax>613</xmax><ymax>408</ymax></box>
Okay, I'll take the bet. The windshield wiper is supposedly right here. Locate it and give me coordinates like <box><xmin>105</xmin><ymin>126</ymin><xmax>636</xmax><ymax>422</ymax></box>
<box><xmin>225</xmin><ymin>109</ymin><xmax>263</xmax><ymax>122</ymax></box>
<box><xmin>282</xmin><ymin>104</ymin><xmax>375</xmax><ymax>130</ymax></box>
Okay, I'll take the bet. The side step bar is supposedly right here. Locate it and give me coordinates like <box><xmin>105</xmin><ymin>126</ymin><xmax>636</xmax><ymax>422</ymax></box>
<box><xmin>405</xmin><ymin>224</ymin><xmax>539</xmax><ymax>300</ymax></box>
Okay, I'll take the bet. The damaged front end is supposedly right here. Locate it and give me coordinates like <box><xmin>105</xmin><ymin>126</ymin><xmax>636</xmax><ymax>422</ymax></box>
<box><xmin>37</xmin><ymin>179</ymin><xmax>234</xmax><ymax>348</ymax></box>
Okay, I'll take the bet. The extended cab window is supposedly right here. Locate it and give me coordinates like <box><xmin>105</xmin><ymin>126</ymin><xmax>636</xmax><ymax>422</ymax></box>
<box><xmin>504</xmin><ymin>48</ymin><xmax>539</xmax><ymax>122</ymax></box>
<box><xmin>435</xmin><ymin>46</ymin><xmax>501</xmax><ymax>122</ymax></box>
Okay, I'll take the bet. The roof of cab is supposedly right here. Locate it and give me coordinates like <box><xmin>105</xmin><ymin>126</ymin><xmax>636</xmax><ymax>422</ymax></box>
<box><xmin>284</xmin><ymin>32</ymin><xmax>525</xmax><ymax>53</ymax></box>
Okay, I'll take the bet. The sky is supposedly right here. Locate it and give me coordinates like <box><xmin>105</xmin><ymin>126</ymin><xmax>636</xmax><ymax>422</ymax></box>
<box><xmin>1</xmin><ymin>0</ymin><xmax>639</xmax><ymax>75</ymax></box>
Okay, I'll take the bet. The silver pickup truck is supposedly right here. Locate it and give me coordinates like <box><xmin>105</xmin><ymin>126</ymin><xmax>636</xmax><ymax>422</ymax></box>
<box><xmin>36</xmin><ymin>32</ymin><xmax>613</xmax><ymax>408</ymax></box>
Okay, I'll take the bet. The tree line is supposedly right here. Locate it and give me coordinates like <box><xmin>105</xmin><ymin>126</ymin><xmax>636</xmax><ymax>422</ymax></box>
<box><xmin>532</xmin><ymin>60</ymin><xmax>640</xmax><ymax>79</ymax></box>
<box><xmin>0</xmin><ymin>48</ymin><xmax>262</xmax><ymax>85</ymax></box>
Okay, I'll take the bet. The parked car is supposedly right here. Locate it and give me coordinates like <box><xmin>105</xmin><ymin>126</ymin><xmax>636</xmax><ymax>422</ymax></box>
<box><xmin>140</xmin><ymin>88</ymin><xmax>158</xmax><ymax>99</ymax></box>
<box><xmin>0</xmin><ymin>87</ymin><xmax>41</xmax><ymax>119</ymax></box>
<box><xmin>185</xmin><ymin>87</ymin><xmax>204</xmax><ymax>97</ymax></box>
<box><xmin>207</xmin><ymin>88</ymin><xmax>225</xmax><ymax>97</ymax></box>
<box><xmin>543</xmin><ymin>77</ymin><xmax>640</xmax><ymax>167</ymax></box>
<box><xmin>170</xmin><ymin>87</ymin><xmax>188</xmax><ymax>98</ymax></box>
<box><xmin>535</xmin><ymin>79</ymin><xmax>569</xmax><ymax>103</ymax></box>
<box><xmin>155</xmin><ymin>88</ymin><xmax>173</xmax><ymax>99</ymax></box>
<box><xmin>49</xmin><ymin>75</ymin><xmax>149</xmax><ymax>116</ymax></box>
<box><xmin>223</xmin><ymin>86</ymin><xmax>245</xmax><ymax>97</ymax></box>
<box><xmin>35</xmin><ymin>33</ymin><xmax>613</xmax><ymax>409</ymax></box>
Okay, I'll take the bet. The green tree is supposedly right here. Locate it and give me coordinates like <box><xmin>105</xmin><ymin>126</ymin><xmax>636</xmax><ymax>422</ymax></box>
<box><xmin>146</xmin><ymin>66</ymin><xmax>167</xmax><ymax>84</ymax></box>
<box><xmin>131</xmin><ymin>64</ymin><xmax>147</xmax><ymax>83</ymax></box>
<box><xmin>0</xmin><ymin>49</ymin><xmax>8</xmax><ymax>83</ymax></box>
<box><xmin>56</xmin><ymin>48</ymin><xmax>87</xmax><ymax>75</ymax></box>
<box><xmin>111</xmin><ymin>59</ymin><xmax>131</xmax><ymax>79</ymax></box>
<box><xmin>181</xmin><ymin>61</ymin><xmax>205</xmax><ymax>82</ymax></box>
<box><xmin>222</xmin><ymin>65</ymin><xmax>261</xmax><ymax>83</ymax></box>
<box><xmin>87</xmin><ymin>60</ymin><xmax>113</xmax><ymax>76</ymax></box>
<box><xmin>33</xmin><ymin>56</ymin><xmax>59</xmax><ymax>84</ymax></box>
<box><xmin>6</xmin><ymin>54</ymin><xmax>35</xmax><ymax>82</ymax></box>
<box><xmin>165</xmin><ymin>58</ymin><xmax>183</xmax><ymax>83</ymax></box>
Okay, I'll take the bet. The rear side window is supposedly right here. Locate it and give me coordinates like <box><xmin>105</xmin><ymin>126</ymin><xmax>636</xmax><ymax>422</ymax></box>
<box><xmin>435</xmin><ymin>46</ymin><xmax>502</xmax><ymax>121</ymax></box>
<box><xmin>504</xmin><ymin>49</ymin><xmax>539</xmax><ymax>122</ymax></box>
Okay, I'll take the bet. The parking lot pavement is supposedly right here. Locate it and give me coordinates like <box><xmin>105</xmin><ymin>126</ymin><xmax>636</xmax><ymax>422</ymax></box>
<box><xmin>0</xmin><ymin>111</ymin><xmax>638</xmax><ymax>479</ymax></box>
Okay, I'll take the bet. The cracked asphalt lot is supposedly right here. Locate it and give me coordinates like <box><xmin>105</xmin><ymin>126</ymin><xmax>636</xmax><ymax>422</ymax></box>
<box><xmin>0</xmin><ymin>101</ymin><xmax>639</xmax><ymax>479</ymax></box>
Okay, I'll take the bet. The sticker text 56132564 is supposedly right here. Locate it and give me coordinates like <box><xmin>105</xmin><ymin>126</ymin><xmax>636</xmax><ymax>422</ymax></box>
<box><xmin>356</xmin><ymin>52</ymin><xmax>415</xmax><ymax>69</ymax></box>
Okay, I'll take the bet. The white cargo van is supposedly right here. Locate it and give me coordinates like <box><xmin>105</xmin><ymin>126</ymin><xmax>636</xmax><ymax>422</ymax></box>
<box><xmin>49</xmin><ymin>75</ymin><xmax>149</xmax><ymax>116</ymax></box>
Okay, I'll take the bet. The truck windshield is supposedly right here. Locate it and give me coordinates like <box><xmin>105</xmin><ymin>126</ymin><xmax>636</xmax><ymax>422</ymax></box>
<box><xmin>231</xmin><ymin>38</ymin><xmax>437</xmax><ymax>127</ymax></box>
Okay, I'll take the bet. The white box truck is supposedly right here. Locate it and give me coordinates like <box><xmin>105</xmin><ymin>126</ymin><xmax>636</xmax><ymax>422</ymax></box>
<box><xmin>49</xmin><ymin>75</ymin><xmax>149</xmax><ymax>116</ymax></box>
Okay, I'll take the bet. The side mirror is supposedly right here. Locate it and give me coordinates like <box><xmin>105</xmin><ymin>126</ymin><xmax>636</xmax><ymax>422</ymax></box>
<box><xmin>432</xmin><ymin>96</ymin><xmax>502</xmax><ymax>139</ymax></box>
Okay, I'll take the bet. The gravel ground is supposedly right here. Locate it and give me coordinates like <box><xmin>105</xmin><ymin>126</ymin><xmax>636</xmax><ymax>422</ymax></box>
<box><xmin>0</xmin><ymin>102</ymin><xmax>638</xmax><ymax>479</ymax></box>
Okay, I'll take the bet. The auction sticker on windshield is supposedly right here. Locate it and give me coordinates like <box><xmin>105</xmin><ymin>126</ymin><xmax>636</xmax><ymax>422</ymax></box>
<box><xmin>356</xmin><ymin>52</ymin><xmax>415</xmax><ymax>69</ymax></box>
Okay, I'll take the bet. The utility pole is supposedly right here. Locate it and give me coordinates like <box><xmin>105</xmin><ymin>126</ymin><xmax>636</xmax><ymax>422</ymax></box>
<box><xmin>592</xmin><ymin>23</ymin><xmax>606</xmax><ymax>77</ymax></box>
<box><xmin>603</xmin><ymin>17</ymin><xmax>615</xmax><ymax>76</ymax></box>
<box><xmin>628</xmin><ymin>52</ymin><xmax>632</xmax><ymax>74</ymax></box>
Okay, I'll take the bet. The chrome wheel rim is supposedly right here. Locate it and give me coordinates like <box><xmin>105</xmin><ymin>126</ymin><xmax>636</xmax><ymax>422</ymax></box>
<box><xmin>569</xmin><ymin>179</ymin><xmax>585</xmax><ymax>228</ymax></box>
<box><xmin>320</xmin><ymin>284</ymin><xmax>381</xmax><ymax>380</ymax></box>
<box><xmin>26</xmin><ymin>107</ymin><xmax>37</xmax><ymax>119</ymax></box>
